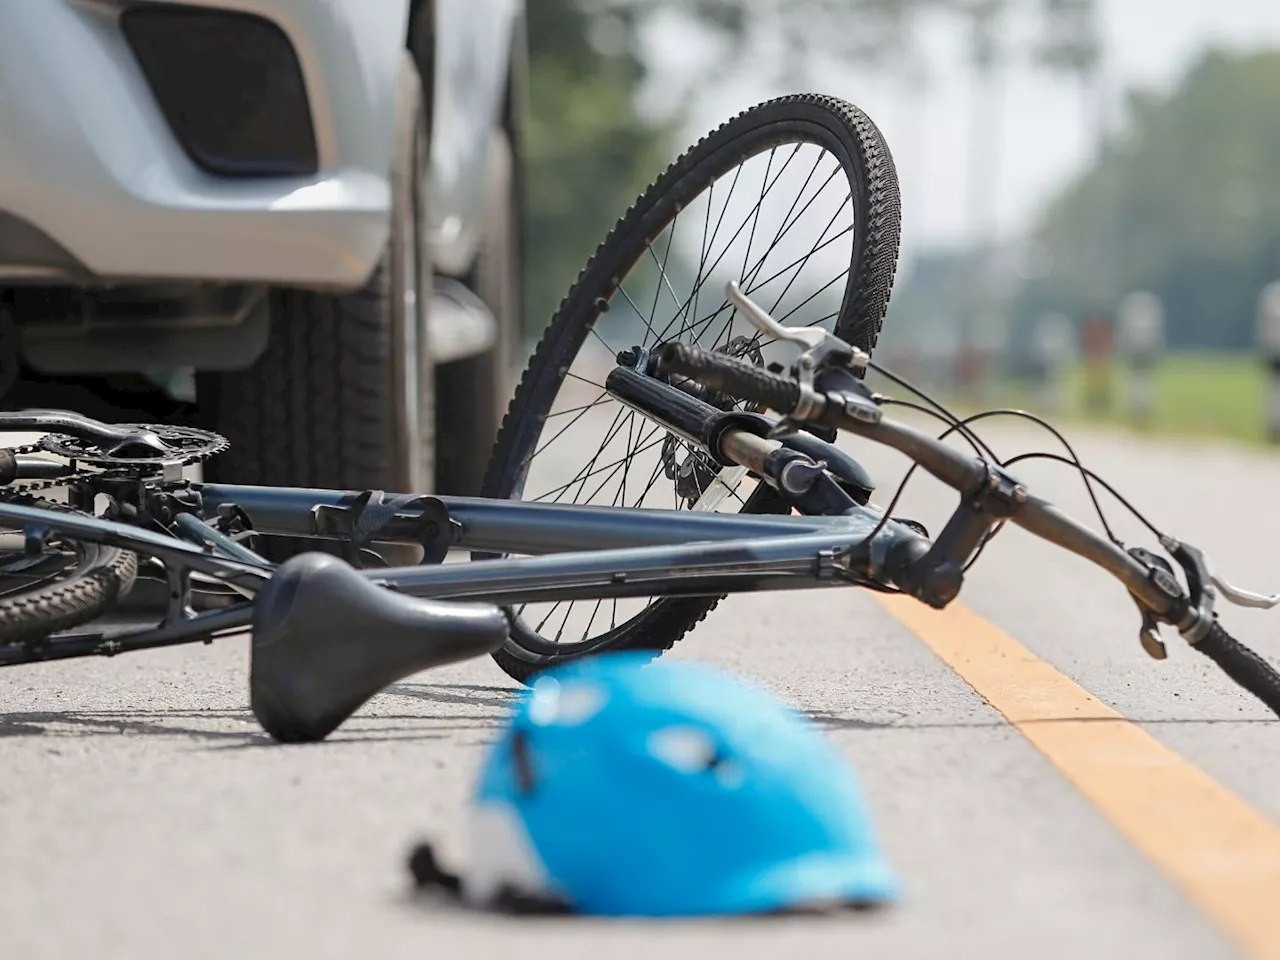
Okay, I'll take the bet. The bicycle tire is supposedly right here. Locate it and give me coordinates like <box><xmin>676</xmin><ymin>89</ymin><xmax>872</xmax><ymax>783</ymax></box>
<box><xmin>482</xmin><ymin>94</ymin><xmax>901</xmax><ymax>683</ymax></box>
<box><xmin>0</xmin><ymin>500</ymin><xmax>138</xmax><ymax>646</ymax></box>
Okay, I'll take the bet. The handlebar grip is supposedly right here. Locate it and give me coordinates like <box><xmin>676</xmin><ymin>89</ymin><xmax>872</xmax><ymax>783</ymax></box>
<box><xmin>659</xmin><ymin>343</ymin><xmax>801</xmax><ymax>414</ymax></box>
<box><xmin>1193</xmin><ymin>621</ymin><xmax>1280</xmax><ymax>718</ymax></box>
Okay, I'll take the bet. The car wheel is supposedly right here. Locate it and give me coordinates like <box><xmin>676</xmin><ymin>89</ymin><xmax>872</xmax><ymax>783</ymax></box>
<box><xmin>197</xmin><ymin>53</ymin><xmax>435</xmax><ymax>548</ymax></box>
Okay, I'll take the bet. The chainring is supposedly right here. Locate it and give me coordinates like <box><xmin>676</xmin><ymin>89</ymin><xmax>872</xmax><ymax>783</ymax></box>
<box><xmin>38</xmin><ymin>424</ymin><xmax>228</xmax><ymax>472</ymax></box>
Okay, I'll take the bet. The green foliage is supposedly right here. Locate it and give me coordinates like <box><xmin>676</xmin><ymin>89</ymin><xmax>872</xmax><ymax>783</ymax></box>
<box><xmin>1013</xmin><ymin>49</ymin><xmax>1280</xmax><ymax>351</ymax></box>
<box><xmin>522</xmin><ymin>0</ymin><xmax>674</xmax><ymax>336</ymax></box>
<box><xmin>995</xmin><ymin>353</ymin><xmax>1270</xmax><ymax>443</ymax></box>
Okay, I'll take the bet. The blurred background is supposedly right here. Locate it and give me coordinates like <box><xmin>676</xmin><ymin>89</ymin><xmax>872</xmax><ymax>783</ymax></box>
<box><xmin>521</xmin><ymin>0</ymin><xmax>1280</xmax><ymax>443</ymax></box>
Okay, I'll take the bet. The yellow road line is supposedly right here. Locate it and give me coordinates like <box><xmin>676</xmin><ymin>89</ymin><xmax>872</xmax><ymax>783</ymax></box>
<box><xmin>874</xmin><ymin>593</ymin><xmax>1280</xmax><ymax>960</ymax></box>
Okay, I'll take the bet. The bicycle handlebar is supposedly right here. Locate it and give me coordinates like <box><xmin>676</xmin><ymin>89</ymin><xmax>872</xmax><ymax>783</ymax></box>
<box><xmin>1193</xmin><ymin>620</ymin><xmax>1280</xmax><ymax>713</ymax></box>
<box><xmin>660</xmin><ymin>342</ymin><xmax>803</xmax><ymax>414</ymax></box>
<box><xmin>660</xmin><ymin>342</ymin><xmax>1180</xmax><ymax>618</ymax></box>
<box><xmin>856</xmin><ymin>414</ymin><xmax>1183</xmax><ymax>616</ymax></box>
<box><xmin>660</xmin><ymin>340</ymin><xmax>1280</xmax><ymax>717</ymax></box>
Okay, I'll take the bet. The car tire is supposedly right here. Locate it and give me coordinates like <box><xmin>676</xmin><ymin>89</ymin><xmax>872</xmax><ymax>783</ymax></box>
<box><xmin>197</xmin><ymin>53</ymin><xmax>435</xmax><ymax>537</ymax></box>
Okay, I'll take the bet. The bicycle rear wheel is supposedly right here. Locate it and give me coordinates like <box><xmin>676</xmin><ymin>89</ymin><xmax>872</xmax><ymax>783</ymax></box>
<box><xmin>0</xmin><ymin>499</ymin><xmax>138</xmax><ymax>647</ymax></box>
<box><xmin>481</xmin><ymin>94</ymin><xmax>901</xmax><ymax>682</ymax></box>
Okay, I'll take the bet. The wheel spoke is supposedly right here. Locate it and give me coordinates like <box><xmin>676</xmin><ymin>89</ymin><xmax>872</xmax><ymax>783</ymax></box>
<box><xmin>662</xmin><ymin>146</ymin><xmax>827</xmax><ymax>346</ymax></box>
<box><xmin>564</xmin><ymin>409</ymin><xmax>637</xmax><ymax>505</ymax></box>
<box><xmin>532</xmin><ymin>430</ymin><xmax>667</xmax><ymax>504</ymax></box>
<box><xmin>672</xmin><ymin>160</ymin><xmax>847</xmax><ymax>344</ymax></box>
<box><xmin>534</xmin><ymin>402</ymin><xmax>630</xmax><ymax>502</ymax></box>
<box><xmin>535</xmin><ymin>601</ymin><xmax>564</xmax><ymax>634</ymax></box>
<box><xmin>579</xmin><ymin>421</ymin><xmax>664</xmax><ymax>505</ymax></box>
<box><xmin>542</xmin><ymin>393</ymin><xmax>611</xmax><ymax>420</ymax></box>
<box><xmin>580</xmin><ymin>598</ymin><xmax>604</xmax><ymax>643</ymax></box>
<box><xmin>689</xmin><ymin>179</ymin><xmax>718</xmax><ymax>348</ymax></box>
<box><xmin>565</xmin><ymin>371</ymin><xmax>606</xmax><ymax>390</ymax></box>
<box><xmin>526</xmin><ymin>394</ymin><xmax>614</xmax><ymax>463</ymax></box>
<box><xmin>615</xmin><ymin>284</ymin><xmax>665</xmax><ymax>347</ymax></box>
<box><xmin>645</xmin><ymin>209</ymin><xmax>682</xmax><ymax>346</ymax></box>
<box><xmin>654</xmin><ymin>143</ymin><xmax>803</xmax><ymax>346</ymax></box>
<box><xmin>692</xmin><ymin>219</ymin><xmax>855</xmax><ymax>350</ymax></box>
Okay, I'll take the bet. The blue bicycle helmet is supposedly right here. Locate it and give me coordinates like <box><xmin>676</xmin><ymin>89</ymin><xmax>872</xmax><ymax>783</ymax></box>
<box><xmin>442</xmin><ymin>654</ymin><xmax>898</xmax><ymax>916</ymax></box>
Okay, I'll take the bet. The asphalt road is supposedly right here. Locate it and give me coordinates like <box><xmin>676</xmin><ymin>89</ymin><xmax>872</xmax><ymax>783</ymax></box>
<box><xmin>4</xmin><ymin>421</ymin><xmax>1280</xmax><ymax>959</ymax></box>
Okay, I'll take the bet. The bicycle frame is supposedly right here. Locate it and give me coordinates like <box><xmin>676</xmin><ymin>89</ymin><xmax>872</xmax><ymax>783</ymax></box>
<box><xmin>196</xmin><ymin>485</ymin><xmax>919</xmax><ymax>603</ymax></box>
<box><xmin>0</xmin><ymin>342</ymin><xmax>927</xmax><ymax>668</ymax></box>
<box><xmin>0</xmin><ymin>484</ymin><xmax>926</xmax><ymax>666</ymax></box>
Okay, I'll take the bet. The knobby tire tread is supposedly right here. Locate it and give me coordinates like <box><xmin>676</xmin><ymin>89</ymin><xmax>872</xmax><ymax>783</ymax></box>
<box><xmin>0</xmin><ymin>500</ymin><xmax>138</xmax><ymax>646</ymax></box>
<box><xmin>204</xmin><ymin>277</ymin><xmax>398</xmax><ymax>495</ymax></box>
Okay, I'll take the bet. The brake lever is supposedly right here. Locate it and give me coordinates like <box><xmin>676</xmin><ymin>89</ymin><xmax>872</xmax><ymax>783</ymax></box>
<box><xmin>726</xmin><ymin>281</ymin><xmax>826</xmax><ymax>350</ymax></box>
<box><xmin>1157</xmin><ymin>536</ymin><xmax>1280</xmax><ymax>648</ymax></box>
<box><xmin>725</xmin><ymin>281</ymin><xmax>870</xmax><ymax>375</ymax></box>
<box><xmin>1210</xmin><ymin>574</ymin><xmax>1280</xmax><ymax>610</ymax></box>
<box><xmin>724</xmin><ymin>281</ymin><xmax>877</xmax><ymax>441</ymax></box>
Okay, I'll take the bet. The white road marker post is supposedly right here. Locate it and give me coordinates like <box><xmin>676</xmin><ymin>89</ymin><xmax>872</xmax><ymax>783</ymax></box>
<box><xmin>1257</xmin><ymin>283</ymin><xmax>1280</xmax><ymax>444</ymax></box>
<box><xmin>1118</xmin><ymin>291</ymin><xmax>1164</xmax><ymax>429</ymax></box>
<box><xmin>1032</xmin><ymin>313</ymin><xmax>1074</xmax><ymax>416</ymax></box>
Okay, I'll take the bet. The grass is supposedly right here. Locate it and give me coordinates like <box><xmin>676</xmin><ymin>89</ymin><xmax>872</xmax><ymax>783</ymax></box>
<box><xmin>878</xmin><ymin>353</ymin><xmax>1274</xmax><ymax>446</ymax></box>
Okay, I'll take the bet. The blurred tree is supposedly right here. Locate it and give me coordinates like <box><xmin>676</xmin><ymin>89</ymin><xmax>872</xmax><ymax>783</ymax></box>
<box><xmin>1012</xmin><ymin>49</ymin><xmax>1280</xmax><ymax>351</ymax></box>
<box><xmin>522</xmin><ymin>0</ymin><xmax>1107</xmax><ymax>339</ymax></box>
<box><xmin>609</xmin><ymin>0</ymin><xmax>940</xmax><ymax>90</ymax></box>
<box><xmin>522</xmin><ymin>0</ymin><xmax>674</xmax><ymax>335</ymax></box>
<box><xmin>605</xmin><ymin>0</ymin><xmax>1100</xmax><ymax>91</ymax></box>
<box><xmin>1034</xmin><ymin>0</ymin><xmax>1100</xmax><ymax>74</ymax></box>
<box><xmin>523</xmin><ymin>0</ymin><xmax>948</xmax><ymax>336</ymax></box>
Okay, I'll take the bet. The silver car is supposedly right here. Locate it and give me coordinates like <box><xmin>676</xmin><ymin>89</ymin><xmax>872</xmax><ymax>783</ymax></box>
<box><xmin>0</xmin><ymin>0</ymin><xmax>525</xmax><ymax>499</ymax></box>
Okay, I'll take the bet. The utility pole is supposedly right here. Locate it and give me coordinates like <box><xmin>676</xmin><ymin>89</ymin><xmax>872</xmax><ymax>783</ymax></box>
<box><xmin>1036</xmin><ymin>0</ymin><xmax>1109</xmax><ymax>417</ymax></box>
<box><xmin>960</xmin><ymin>0</ymin><xmax>1006</xmax><ymax>405</ymax></box>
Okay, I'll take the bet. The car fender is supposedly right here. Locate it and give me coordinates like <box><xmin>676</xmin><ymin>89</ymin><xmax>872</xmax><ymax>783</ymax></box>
<box><xmin>426</xmin><ymin>0</ymin><xmax>521</xmax><ymax>278</ymax></box>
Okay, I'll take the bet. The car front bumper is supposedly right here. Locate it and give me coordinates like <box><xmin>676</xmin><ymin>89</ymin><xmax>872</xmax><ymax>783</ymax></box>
<box><xmin>0</xmin><ymin>0</ymin><xmax>411</xmax><ymax>290</ymax></box>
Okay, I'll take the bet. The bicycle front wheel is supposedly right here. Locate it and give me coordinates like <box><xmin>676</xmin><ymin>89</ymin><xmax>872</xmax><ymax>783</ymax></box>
<box><xmin>482</xmin><ymin>94</ymin><xmax>902</xmax><ymax>682</ymax></box>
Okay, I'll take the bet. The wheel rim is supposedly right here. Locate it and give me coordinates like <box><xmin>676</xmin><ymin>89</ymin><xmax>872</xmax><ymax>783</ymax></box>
<box><xmin>504</xmin><ymin>131</ymin><xmax>863</xmax><ymax>657</ymax></box>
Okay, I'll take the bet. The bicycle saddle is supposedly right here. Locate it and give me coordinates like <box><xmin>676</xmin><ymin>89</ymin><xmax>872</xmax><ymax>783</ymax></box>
<box><xmin>250</xmin><ymin>552</ymin><xmax>508</xmax><ymax>743</ymax></box>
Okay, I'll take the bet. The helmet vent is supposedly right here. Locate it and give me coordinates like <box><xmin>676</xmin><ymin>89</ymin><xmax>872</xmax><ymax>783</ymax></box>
<box><xmin>647</xmin><ymin>725</ymin><xmax>719</xmax><ymax>774</ymax></box>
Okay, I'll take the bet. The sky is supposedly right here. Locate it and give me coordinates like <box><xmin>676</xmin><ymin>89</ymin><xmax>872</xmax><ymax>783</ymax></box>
<box><xmin>640</xmin><ymin>0</ymin><xmax>1280</xmax><ymax>265</ymax></box>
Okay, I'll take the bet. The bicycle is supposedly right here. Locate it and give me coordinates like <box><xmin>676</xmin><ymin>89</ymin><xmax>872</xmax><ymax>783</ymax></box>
<box><xmin>0</xmin><ymin>95</ymin><xmax>1276</xmax><ymax>744</ymax></box>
